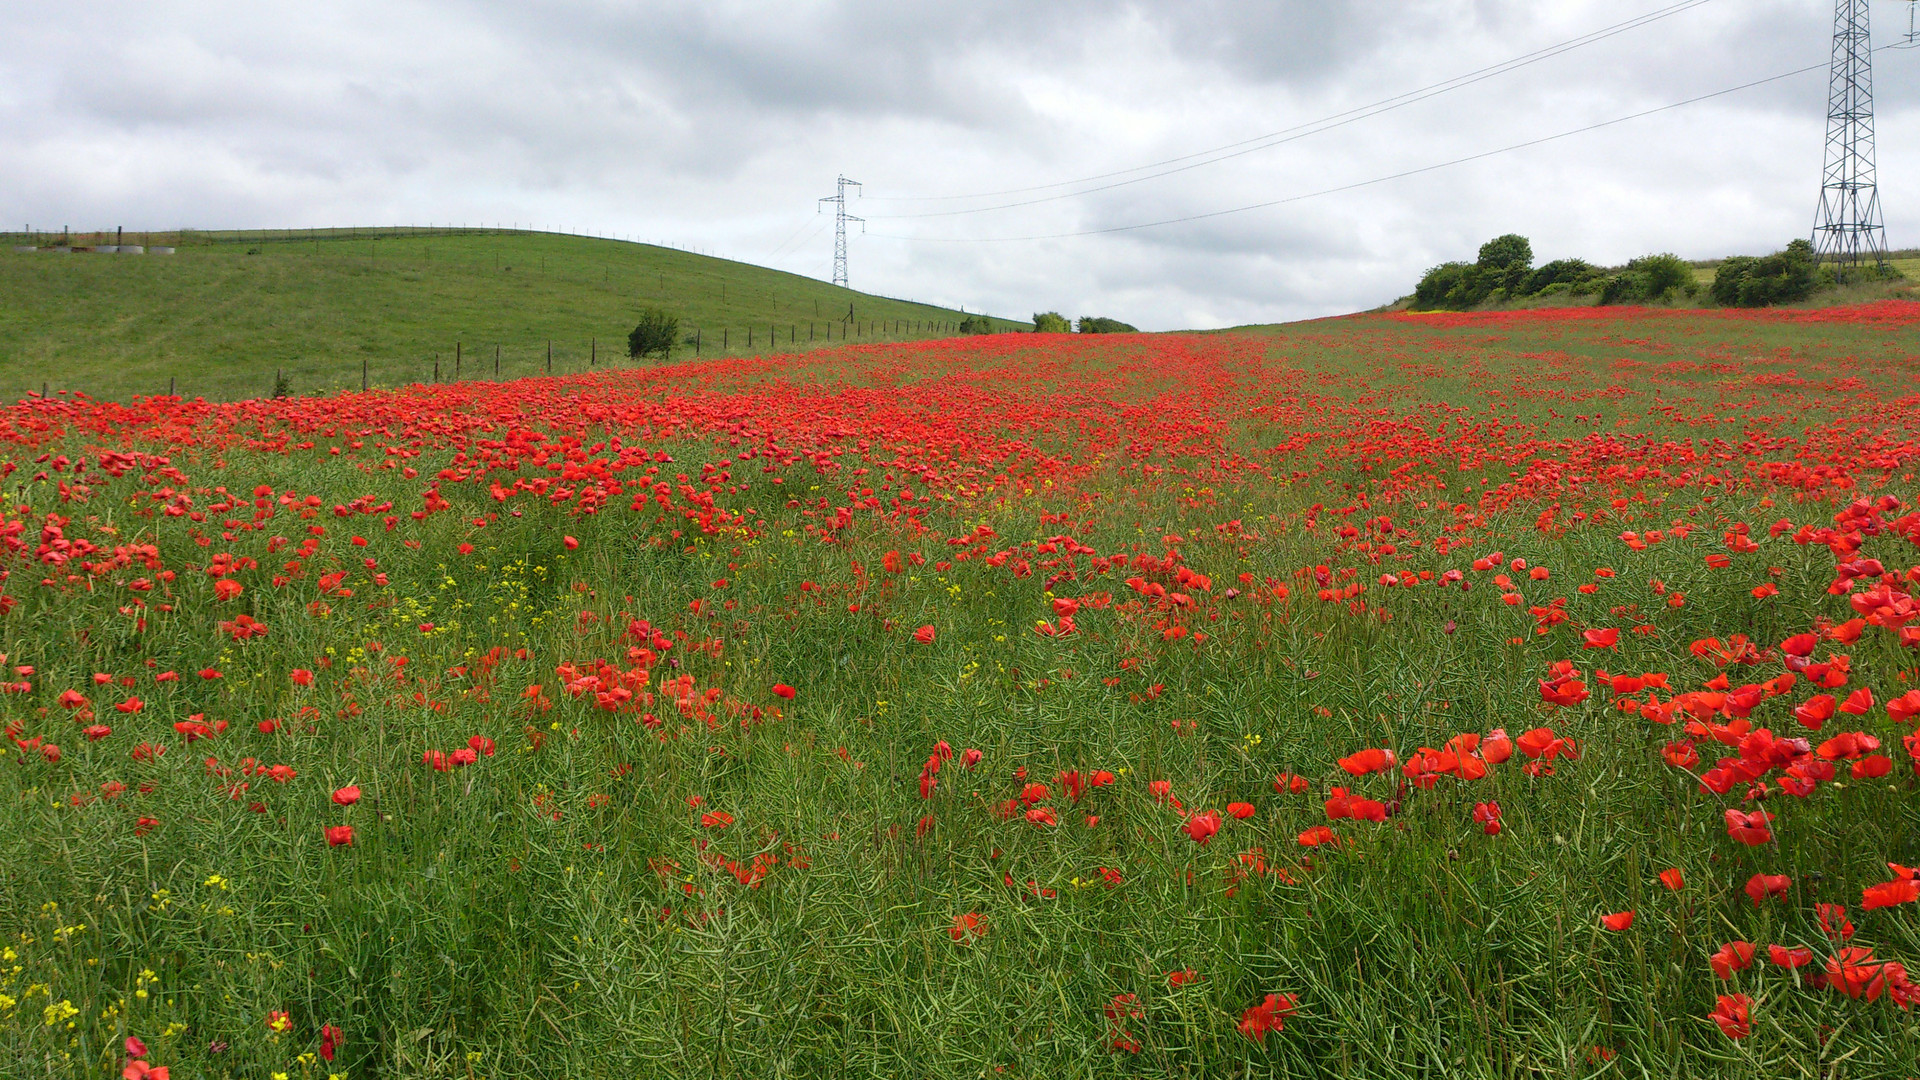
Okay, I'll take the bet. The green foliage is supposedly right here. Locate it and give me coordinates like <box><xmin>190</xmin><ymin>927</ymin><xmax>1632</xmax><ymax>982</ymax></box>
<box><xmin>1522</xmin><ymin>258</ymin><xmax>1603</xmax><ymax>296</ymax></box>
<box><xmin>1075</xmin><ymin>316</ymin><xmax>1138</xmax><ymax>334</ymax></box>
<box><xmin>1411</xmin><ymin>235</ymin><xmax>1537</xmax><ymax>310</ymax></box>
<box><xmin>957</xmin><ymin>314</ymin><xmax>996</xmax><ymax>335</ymax></box>
<box><xmin>1411</xmin><ymin>262</ymin><xmax>1475</xmax><ymax>310</ymax></box>
<box><xmin>1710</xmin><ymin>240</ymin><xmax>1819</xmax><ymax>308</ymax></box>
<box><xmin>1475</xmin><ymin>233</ymin><xmax>1534</xmax><ymax>295</ymax></box>
<box><xmin>626</xmin><ymin>308</ymin><xmax>680</xmax><ymax>360</ymax></box>
<box><xmin>1032</xmin><ymin>311</ymin><xmax>1071</xmax><ymax>334</ymax></box>
<box><xmin>1598</xmin><ymin>253</ymin><xmax>1696</xmax><ymax>306</ymax></box>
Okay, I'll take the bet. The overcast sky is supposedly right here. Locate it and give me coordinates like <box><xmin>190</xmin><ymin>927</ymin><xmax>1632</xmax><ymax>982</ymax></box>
<box><xmin>4</xmin><ymin>0</ymin><xmax>1918</xmax><ymax>328</ymax></box>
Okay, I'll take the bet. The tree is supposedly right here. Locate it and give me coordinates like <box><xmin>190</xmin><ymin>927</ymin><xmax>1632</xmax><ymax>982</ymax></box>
<box><xmin>1412</xmin><ymin>262</ymin><xmax>1474</xmax><ymax>310</ymax></box>
<box><xmin>1033</xmin><ymin>312</ymin><xmax>1071</xmax><ymax>334</ymax></box>
<box><xmin>1711</xmin><ymin>240</ymin><xmax>1819</xmax><ymax>308</ymax></box>
<box><xmin>958</xmin><ymin>315</ymin><xmax>995</xmax><ymax>335</ymax></box>
<box><xmin>1076</xmin><ymin>316</ymin><xmax>1138</xmax><ymax>334</ymax></box>
<box><xmin>1475</xmin><ymin>234</ymin><xmax>1534</xmax><ymax>296</ymax></box>
<box><xmin>628</xmin><ymin>309</ymin><xmax>679</xmax><ymax>360</ymax></box>
<box><xmin>1598</xmin><ymin>254</ymin><xmax>1696</xmax><ymax>306</ymax></box>
<box><xmin>1522</xmin><ymin>259</ymin><xmax>1602</xmax><ymax>296</ymax></box>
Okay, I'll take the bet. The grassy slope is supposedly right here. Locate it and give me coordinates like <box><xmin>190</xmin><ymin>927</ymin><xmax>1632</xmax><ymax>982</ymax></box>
<box><xmin>0</xmin><ymin>228</ymin><xmax>1024</xmax><ymax>403</ymax></box>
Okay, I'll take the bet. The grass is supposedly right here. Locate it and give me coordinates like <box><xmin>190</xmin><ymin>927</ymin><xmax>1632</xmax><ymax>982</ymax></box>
<box><xmin>0</xmin><ymin>227</ymin><xmax>1025</xmax><ymax>403</ymax></box>
<box><xmin>1</xmin><ymin>304</ymin><xmax>1919</xmax><ymax>1077</ymax></box>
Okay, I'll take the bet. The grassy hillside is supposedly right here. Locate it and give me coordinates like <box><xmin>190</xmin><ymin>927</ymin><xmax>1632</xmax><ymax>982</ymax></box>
<box><xmin>0</xmin><ymin>227</ymin><xmax>1025</xmax><ymax>402</ymax></box>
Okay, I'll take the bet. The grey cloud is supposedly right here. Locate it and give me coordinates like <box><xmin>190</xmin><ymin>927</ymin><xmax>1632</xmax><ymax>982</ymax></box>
<box><xmin>1</xmin><ymin>0</ymin><xmax>1915</xmax><ymax>331</ymax></box>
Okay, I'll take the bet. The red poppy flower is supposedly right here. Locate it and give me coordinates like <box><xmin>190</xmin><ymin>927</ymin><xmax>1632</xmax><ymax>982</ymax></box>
<box><xmin>1024</xmin><ymin>806</ymin><xmax>1058</xmax><ymax>827</ymax></box>
<box><xmin>1167</xmin><ymin>969</ymin><xmax>1199</xmax><ymax>987</ymax></box>
<box><xmin>1481</xmin><ymin>729</ymin><xmax>1514</xmax><ymax>764</ymax></box>
<box><xmin>1816</xmin><ymin>902</ymin><xmax>1854</xmax><ymax>942</ymax></box>
<box><xmin>1236</xmin><ymin>992</ymin><xmax>1298</xmax><ymax>1044</ymax></box>
<box><xmin>1225</xmin><ymin>802</ymin><xmax>1255</xmax><ymax>820</ymax></box>
<box><xmin>1710</xmin><ymin>993</ymin><xmax>1751</xmax><ymax>1039</ymax></box>
<box><xmin>1661</xmin><ymin>741</ymin><xmax>1699</xmax><ymax>770</ymax></box>
<box><xmin>1709</xmin><ymin>941</ymin><xmax>1755</xmax><ymax>979</ymax></box>
<box><xmin>332</xmin><ymin>786</ymin><xmax>361</xmax><ymax>806</ymax></box>
<box><xmin>1581</xmin><ymin>628</ymin><xmax>1619</xmax><ymax>649</ymax></box>
<box><xmin>325</xmin><ymin>825</ymin><xmax>354</xmax><ymax>847</ymax></box>
<box><xmin>1516</xmin><ymin>727</ymin><xmax>1575</xmax><ymax>760</ymax></box>
<box><xmin>1744</xmin><ymin>873</ymin><xmax>1790</xmax><ymax>906</ymax></box>
<box><xmin>1822</xmin><ymin>946</ymin><xmax>1911</xmax><ymax>1001</ymax></box>
<box><xmin>122</xmin><ymin>1063</ymin><xmax>169</xmax><ymax>1080</ymax></box>
<box><xmin>1337</xmin><ymin>747</ymin><xmax>1395</xmax><ymax>775</ymax></box>
<box><xmin>1183</xmin><ymin>810</ymin><xmax>1222</xmax><ymax>844</ymax></box>
<box><xmin>771</xmin><ymin>683</ymin><xmax>796</xmax><ymax>700</ymax></box>
<box><xmin>1600</xmin><ymin>911</ymin><xmax>1634</xmax><ymax>931</ymax></box>
<box><xmin>913</xmin><ymin>625</ymin><xmax>936</xmax><ymax>645</ymax></box>
<box><xmin>1840</xmin><ymin>687</ymin><xmax>1875</xmax><ymax>715</ymax></box>
<box><xmin>700</xmin><ymin>811</ymin><xmax>734</xmax><ymax>828</ymax></box>
<box><xmin>1768</xmin><ymin>944</ymin><xmax>1814</xmax><ymax>968</ymax></box>
<box><xmin>949</xmin><ymin>912</ymin><xmax>986</xmax><ymax>943</ymax></box>
<box><xmin>1723</xmin><ymin>808</ymin><xmax>1774</xmax><ymax>846</ymax></box>
<box><xmin>1296</xmin><ymin>825</ymin><xmax>1338</xmax><ymax>847</ymax></box>
<box><xmin>1888</xmin><ymin>688</ymin><xmax>1920</xmax><ymax>725</ymax></box>
<box><xmin>319</xmin><ymin>1024</ymin><xmax>343</xmax><ymax>1062</ymax></box>
<box><xmin>1658</xmin><ymin>867</ymin><xmax>1685</xmax><ymax>891</ymax></box>
<box><xmin>1273</xmin><ymin>772</ymin><xmax>1310</xmax><ymax>794</ymax></box>
<box><xmin>1794</xmin><ymin>694</ymin><xmax>1837</xmax><ymax>730</ymax></box>
<box><xmin>1471</xmin><ymin>801</ymin><xmax>1501</xmax><ymax>836</ymax></box>
<box><xmin>1862</xmin><ymin>877</ymin><xmax>1920</xmax><ymax>910</ymax></box>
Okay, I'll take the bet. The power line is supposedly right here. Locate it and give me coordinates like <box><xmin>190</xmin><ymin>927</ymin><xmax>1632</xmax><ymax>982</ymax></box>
<box><xmin>864</xmin><ymin>0</ymin><xmax>1717</xmax><ymax>212</ymax></box>
<box><xmin>869</xmin><ymin>57</ymin><xmax>1845</xmax><ymax>245</ymax></box>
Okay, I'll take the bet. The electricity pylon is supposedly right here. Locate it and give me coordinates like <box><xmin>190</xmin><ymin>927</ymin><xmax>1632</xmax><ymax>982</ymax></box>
<box><xmin>1812</xmin><ymin>0</ymin><xmax>1888</xmax><ymax>277</ymax></box>
<box><xmin>818</xmin><ymin>176</ymin><xmax>863</xmax><ymax>288</ymax></box>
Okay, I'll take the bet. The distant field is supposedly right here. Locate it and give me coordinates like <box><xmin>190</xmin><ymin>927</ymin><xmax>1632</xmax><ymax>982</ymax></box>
<box><xmin>1694</xmin><ymin>254</ymin><xmax>1920</xmax><ymax>287</ymax></box>
<box><xmin>0</xmin><ymin>228</ymin><xmax>1023</xmax><ymax>402</ymax></box>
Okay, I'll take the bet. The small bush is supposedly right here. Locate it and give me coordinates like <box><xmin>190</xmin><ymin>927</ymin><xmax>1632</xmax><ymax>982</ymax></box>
<box><xmin>1598</xmin><ymin>254</ymin><xmax>1695</xmax><ymax>306</ymax></box>
<box><xmin>958</xmin><ymin>315</ymin><xmax>995</xmax><ymax>335</ymax></box>
<box><xmin>1412</xmin><ymin>262</ymin><xmax>1475</xmax><ymax>310</ymax></box>
<box><xmin>1076</xmin><ymin>316</ymin><xmax>1137</xmax><ymax>334</ymax></box>
<box><xmin>1711</xmin><ymin>240</ymin><xmax>1819</xmax><ymax>308</ymax></box>
<box><xmin>628</xmin><ymin>309</ymin><xmax>680</xmax><ymax>360</ymax></box>
<box><xmin>1032</xmin><ymin>312</ymin><xmax>1071</xmax><ymax>334</ymax></box>
<box><xmin>1522</xmin><ymin>259</ymin><xmax>1602</xmax><ymax>296</ymax></box>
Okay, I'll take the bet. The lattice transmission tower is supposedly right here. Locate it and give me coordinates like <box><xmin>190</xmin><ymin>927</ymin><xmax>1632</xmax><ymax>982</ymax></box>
<box><xmin>818</xmin><ymin>176</ymin><xmax>863</xmax><ymax>288</ymax></box>
<box><xmin>1812</xmin><ymin>0</ymin><xmax>1890</xmax><ymax>276</ymax></box>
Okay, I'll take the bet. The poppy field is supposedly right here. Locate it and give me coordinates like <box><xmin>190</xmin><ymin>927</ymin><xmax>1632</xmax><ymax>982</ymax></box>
<box><xmin>3</xmin><ymin>300</ymin><xmax>1920</xmax><ymax>1078</ymax></box>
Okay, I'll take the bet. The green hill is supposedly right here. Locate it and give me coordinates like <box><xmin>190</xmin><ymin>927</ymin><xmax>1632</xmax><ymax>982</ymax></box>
<box><xmin>0</xmin><ymin>227</ymin><xmax>1025</xmax><ymax>402</ymax></box>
